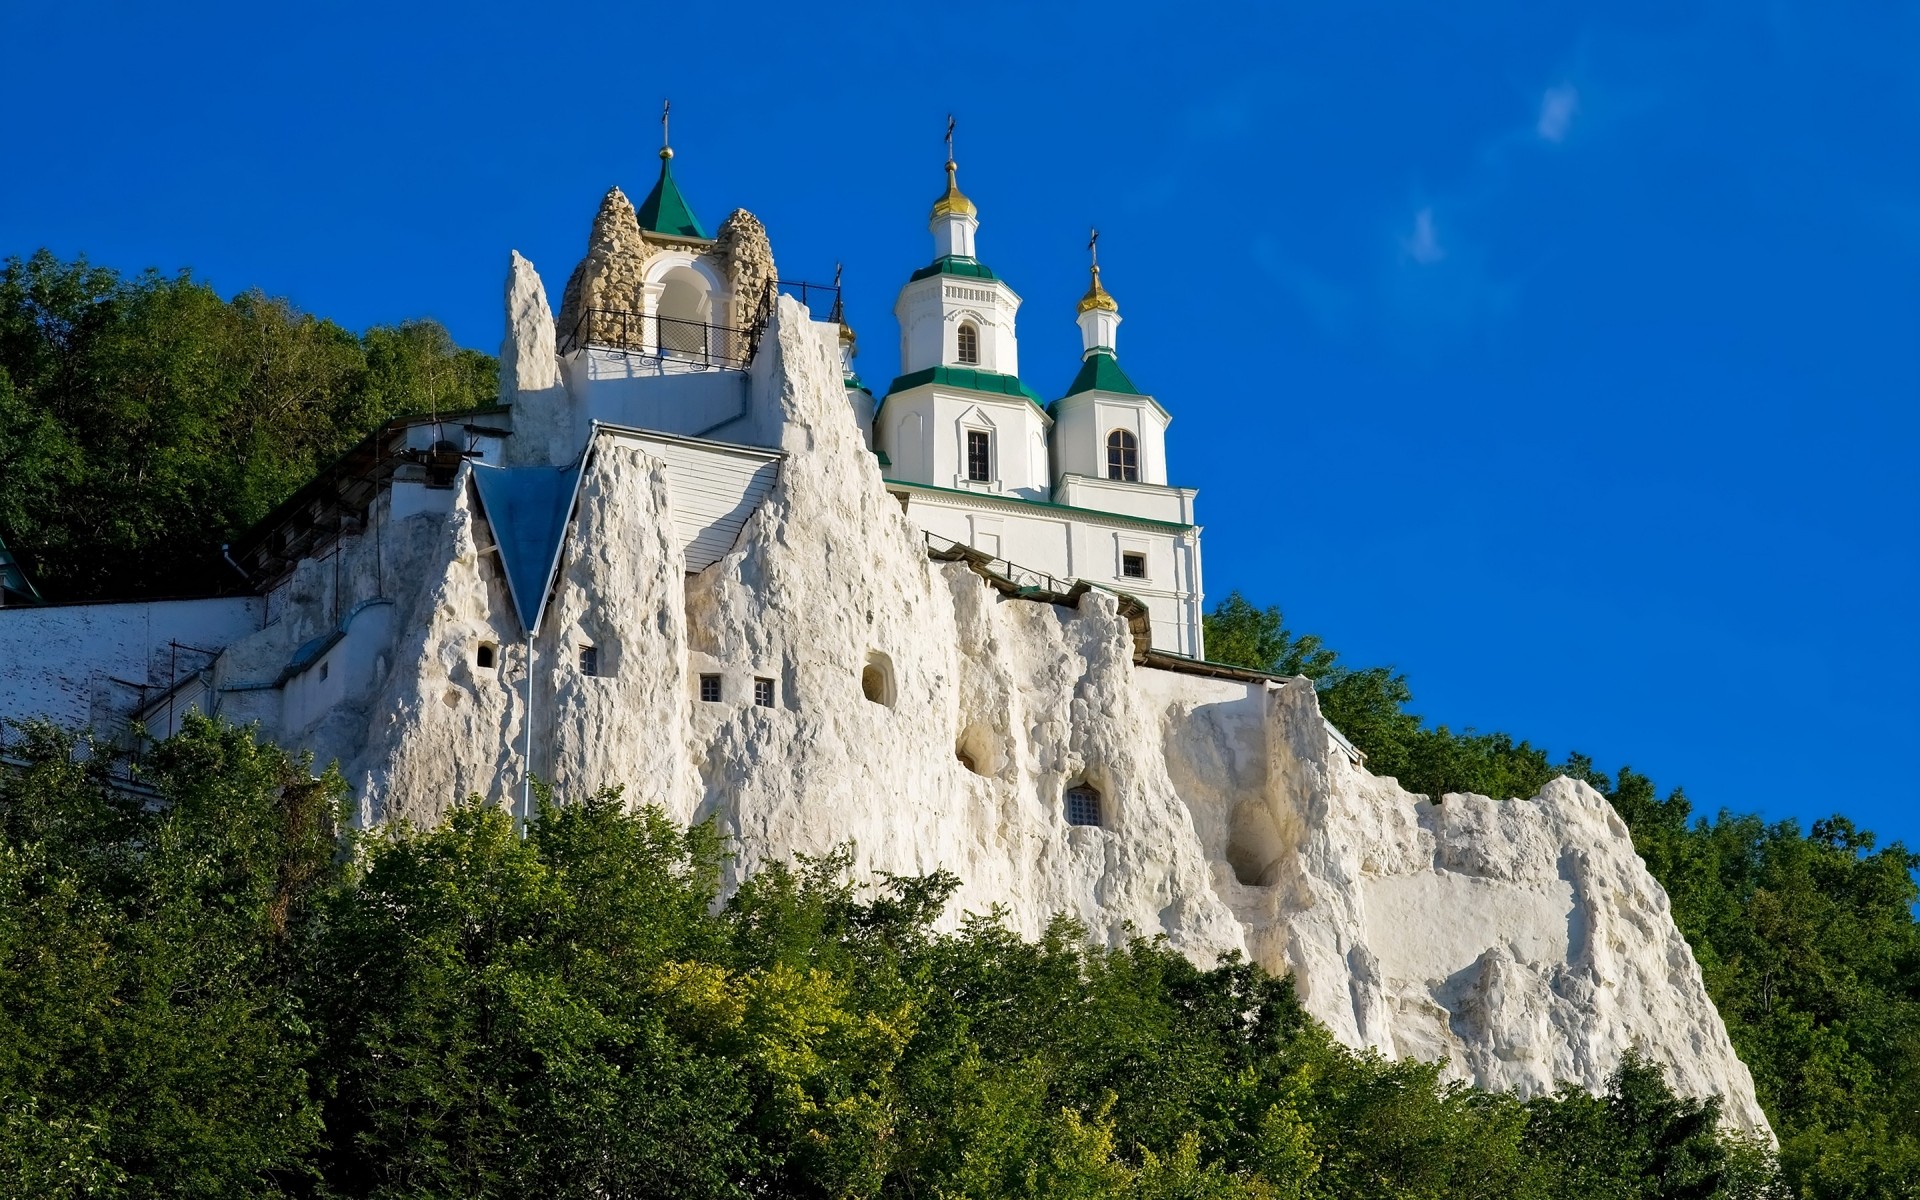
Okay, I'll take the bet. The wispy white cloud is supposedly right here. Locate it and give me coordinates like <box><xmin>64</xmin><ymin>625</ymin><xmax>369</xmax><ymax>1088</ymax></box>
<box><xmin>1537</xmin><ymin>83</ymin><xmax>1580</xmax><ymax>142</ymax></box>
<box><xmin>1403</xmin><ymin>207</ymin><xmax>1446</xmax><ymax>264</ymax></box>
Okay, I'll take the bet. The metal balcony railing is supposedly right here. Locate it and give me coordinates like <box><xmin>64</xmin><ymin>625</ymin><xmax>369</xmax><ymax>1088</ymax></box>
<box><xmin>563</xmin><ymin>278</ymin><xmax>845</xmax><ymax>368</ymax></box>
<box><xmin>563</xmin><ymin>309</ymin><xmax>757</xmax><ymax>368</ymax></box>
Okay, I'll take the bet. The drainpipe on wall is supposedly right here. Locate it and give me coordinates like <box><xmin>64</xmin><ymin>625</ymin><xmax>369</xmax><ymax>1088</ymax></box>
<box><xmin>522</xmin><ymin>629</ymin><xmax>534</xmax><ymax>837</ymax></box>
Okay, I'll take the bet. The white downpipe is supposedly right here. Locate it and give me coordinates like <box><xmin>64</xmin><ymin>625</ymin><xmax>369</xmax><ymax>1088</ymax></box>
<box><xmin>521</xmin><ymin>628</ymin><xmax>534</xmax><ymax>836</ymax></box>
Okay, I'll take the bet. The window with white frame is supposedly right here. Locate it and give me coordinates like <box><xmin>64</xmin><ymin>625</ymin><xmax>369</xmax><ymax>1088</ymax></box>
<box><xmin>956</xmin><ymin>321</ymin><xmax>980</xmax><ymax>365</ymax></box>
<box><xmin>965</xmin><ymin>429</ymin><xmax>992</xmax><ymax>482</ymax></box>
<box><xmin>1121</xmin><ymin>552</ymin><xmax>1147</xmax><ymax>580</ymax></box>
<box><xmin>1106</xmin><ymin>429</ymin><xmax>1139</xmax><ymax>481</ymax></box>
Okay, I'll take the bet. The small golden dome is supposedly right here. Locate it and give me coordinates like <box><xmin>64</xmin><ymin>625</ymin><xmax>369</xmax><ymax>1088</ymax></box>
<box><xmin>838</xmin><ymin>320</ymin><xmax>857</xmax><ymax>348</ymax></box>
<box><xmin>930</xmin><ymin>160</ymin><xmax>976</xmax><ymax>221</ymax></box>
<box><xmin>1077</xmin><ymin>264</ymin><xmax>1118</xmax><ymax>314</ymax></box>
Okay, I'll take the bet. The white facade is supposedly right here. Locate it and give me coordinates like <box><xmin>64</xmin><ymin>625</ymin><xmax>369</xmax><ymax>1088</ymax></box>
<box><xmin>870</xmin><ymin>162</ymin><xmax>1205</xmax><ymax>656</ymax></box>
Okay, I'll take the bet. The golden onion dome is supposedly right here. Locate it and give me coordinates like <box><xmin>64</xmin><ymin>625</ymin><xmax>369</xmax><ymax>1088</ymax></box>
<box><xmin>838</xmin><ymin>320</ymin><xmax>857</xmax><ymax>349</ymax></box>
<box><xmin>1077</xmin><ymin>264</ymin><xmax>1118</xmax><ymax>314</ymax></box>
<box><xmin>930</xmin><ymin>160</ymin><xmax>976</xmax><ymax>221</ymax></box>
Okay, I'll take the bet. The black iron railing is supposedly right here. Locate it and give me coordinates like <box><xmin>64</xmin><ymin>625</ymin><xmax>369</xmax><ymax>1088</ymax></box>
<box><xmin>563</xmin><ymin>309</ymin><xmax>755</xmax><ymax>367</ymax></box>
<box><xmin>565</xmin><ymin>278</ymin><xmax>845</xmax><ymax>366</ymax></box>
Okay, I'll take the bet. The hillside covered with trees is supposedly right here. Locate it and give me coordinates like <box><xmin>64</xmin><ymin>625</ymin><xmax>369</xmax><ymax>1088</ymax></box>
<box><xmin>0</xmin><ymin>251</ymin><xmax>496</xmax><ymax>600</ymax></box>
<box><xmin>0</xmin><ymin>719</ymin><xmax>1781</xmax><ymax>1198</ymax></box>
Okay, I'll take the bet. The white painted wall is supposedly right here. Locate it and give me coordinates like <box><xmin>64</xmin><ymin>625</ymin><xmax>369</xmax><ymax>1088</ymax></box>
<box><xmin>1053</xmin><ymin>474</ymin><xmax>1196</xmax><ymax>525</ymax></box>
<box><xmin>281</xmin><ymin>598</ymin><xmax>398</xmax><ymax>736</ymax></box>
<box><xmin>1051</xmin><ymin>390</ymin><xmax>1172</xmax><ymax>487</ymax></box>
<box><xmin>895</xmin><ymin>276</ymin><xmax>1024</xmax><ymax>377</ymax></box>
<box><xmin>0</xmin><ymin>597</ymin><xmax>264</xmax><ymax>732</ymax></box>
<box><xmin>893</xmin><ymin>486</ymin><xmax>1204</xmax><ymax>657</ymax></box>
<box><xmin>600</xmin><ymin>429</ymin><xmax>783</xmax><ymax>571</ymax></box>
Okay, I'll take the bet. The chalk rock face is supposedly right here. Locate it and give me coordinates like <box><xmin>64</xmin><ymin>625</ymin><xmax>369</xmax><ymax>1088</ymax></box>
<box><xmin>499</xmin><ymin>252</ymin><xmax>572</xmax><ymax>468</ymax></box>
<box><xmin>226</xmin><ymin>294</ymin><xmax>1766</xmax><ymax>1138</ymax></box>
<box><xmin>1200</xmin><ymin>683</ymin><xmax>1771</xmax><ymax>1133</ymax></box>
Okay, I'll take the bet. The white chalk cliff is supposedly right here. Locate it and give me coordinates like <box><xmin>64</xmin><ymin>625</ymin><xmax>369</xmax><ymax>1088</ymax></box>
<box><xmin>114</xmin><ymin>257</ymin><xmax>1770</xmax><ymax>1136</ymax></box>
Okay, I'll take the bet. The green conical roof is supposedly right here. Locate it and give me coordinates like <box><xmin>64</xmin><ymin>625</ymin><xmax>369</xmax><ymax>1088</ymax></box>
<box><xmin>636</xmin><ymin>152</ymin><xmax>708</xmax><ymax>239</ymax></box>
<box><xmin>1062</xmin><ymin>350</ymin><xmax>1143</xmax><ymax>398</ymax></box>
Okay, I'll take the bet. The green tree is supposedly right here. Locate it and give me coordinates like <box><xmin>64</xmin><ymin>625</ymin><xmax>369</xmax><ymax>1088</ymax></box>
<box><xmin>0</xmin><ymin>250</ymin><xmax>496</xmax><ymax>599</ymax></box>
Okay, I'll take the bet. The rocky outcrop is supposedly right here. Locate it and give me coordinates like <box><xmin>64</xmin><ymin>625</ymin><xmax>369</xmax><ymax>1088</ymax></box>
<box><xmin>714</xmin><ymin>209</ymin><xmax>776</xmax><ymax>330</ymax></box>
<box><xmin>556</xmin><ymin>187</ymin><xmax>652</xmax><ymax>341</ymax></box>
<box><xmin>217</xmin><ymin>294</ymin><xmax>1769</xmax><ymax>1139</ymax></box>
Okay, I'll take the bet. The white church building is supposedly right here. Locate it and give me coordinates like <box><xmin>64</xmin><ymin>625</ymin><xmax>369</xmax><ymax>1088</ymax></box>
<box><xmin>867</xmin><ymin>158</ymin><xmax>1203</xmax><ymax>656</ymax></box>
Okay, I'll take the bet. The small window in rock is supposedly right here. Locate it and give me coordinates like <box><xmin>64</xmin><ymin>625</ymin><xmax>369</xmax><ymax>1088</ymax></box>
<box><xmin>860</xmin><ymin>652</ymin><xmax>895</xmax><ymax>706</ymax></box>
<box><xmin>579</xmin><ymin>645</ymin><xmax>599</xmax><ymax>676</ymax></box>
<box><xmin>956</xmin><ymin>321</ymin><xmax>980</xmax><ymax>365</ymax></box>
<box><xmin>319</xmin><ymin>659</ymin><xmax>330</xmax><ymax>682</ymax></box>
<box><xmin>1121</xmin><ymin>552</ymin><xmax>1146</xmax><ymax>580</ymax></box>
<box><xmin>476</xmin><ymin>643</ymin><xmax>496</xmax><ymax>670</ymax></box>
<box><xmin>753</xmin><ymin>677</ymin><xmax>775</xmax><ymax>708</ymax></box>
<box><xmin>1065</xmin><ymin>784</ymin><xmax>1103</xmax><ymax>828</ymax></box>
<box><xmin>699</xmin><ymin>674</ymin><xmax>722</xmax><ymax>702</ymax></box>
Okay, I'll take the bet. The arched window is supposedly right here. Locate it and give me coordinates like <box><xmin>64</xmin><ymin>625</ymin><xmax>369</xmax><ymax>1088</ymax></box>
<box><xmin>956</xmin><ymin>322</ymin><xmax>980</xmax><ymax>365</ymax></box>
<box><xmin>1106</xmin><ymin>429</ymin><xmax>1138</xmax><ymax>481</ymax></box>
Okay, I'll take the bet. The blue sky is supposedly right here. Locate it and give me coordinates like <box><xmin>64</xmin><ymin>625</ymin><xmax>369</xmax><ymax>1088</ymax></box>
<box><xmin>3</xmin><ymin>2</ymin><xmax>1916</xmax><ymax>848</ymax></box>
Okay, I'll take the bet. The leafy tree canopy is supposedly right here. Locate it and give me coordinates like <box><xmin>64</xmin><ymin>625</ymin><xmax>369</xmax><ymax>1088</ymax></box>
<box><xmin>0</xmin><ymin>719</ymin><xmax>1786</xmax><ymax>1198</ymax></box>
<box><xmin>0</xmin><ymin>250</ymin><xmax>496</xmax><ymax>600</ymax></box>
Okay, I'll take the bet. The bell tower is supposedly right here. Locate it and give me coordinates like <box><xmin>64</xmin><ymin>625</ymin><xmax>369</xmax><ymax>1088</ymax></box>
<box><xmin>875</xmin><ymin>120</ymin><xmax>1051</xmax><ymax>499</ymax></box>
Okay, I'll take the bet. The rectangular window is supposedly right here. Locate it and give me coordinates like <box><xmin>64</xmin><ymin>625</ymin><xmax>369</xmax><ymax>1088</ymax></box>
<box><xmin>753</xmin><ymin>677</ymin><xmax>775</xmax><ymax>708</ymax></box>
<box><xmin>699</xmin><ymin>674</ymin><xmax>722</xmax><ymax>702</ymax></box>
<box><xmin>966</xmin><ymin>430</ymin><xmax>991</xmax><ymax>482</ymax></box>
<box><xmin>579</xmin><ymin>645</ymin><xmax>599</xmax><ymax>676</ymax></box>
<box><xmin>1121</xmin><ymin>552</ymin><xmax>1146</xmax><ymax>580</ymax></box>
<box><xmin>1065</xmin><ymin>785</ymin><xmax>1103</xmax><ymax>828</ymax></box>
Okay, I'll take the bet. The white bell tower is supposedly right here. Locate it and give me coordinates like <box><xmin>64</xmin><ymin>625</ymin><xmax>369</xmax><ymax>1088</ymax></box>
<box><xmin>875</xmin><ymin>120</ymin><xmax>1051</xmax><ymax>499</ymax></box>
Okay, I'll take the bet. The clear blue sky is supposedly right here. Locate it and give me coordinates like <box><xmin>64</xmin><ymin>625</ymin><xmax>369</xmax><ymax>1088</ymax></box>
<box><xmin>4</xmin><ymin>2</ymin><xmax>1915</xmax><ymax>848</ymax></box>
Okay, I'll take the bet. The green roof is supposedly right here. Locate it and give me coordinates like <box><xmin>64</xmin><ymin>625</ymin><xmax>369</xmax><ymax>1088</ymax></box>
<box><xmin>636</xmin><ymin>157</ymin><xmax>708</xmax><ymax>239</ymax></box>
<box><xmin>882</xmin><ymin>478</ymin><xmax>1194</xmax><ymax>533</ymax></box>
<box><xmin>1061</xmin><ymin>350</ymin><xmax>1142</xmax><ymax>398</ymax></box>
<box><xmin>908</xmin><ymin>256</ymin><xmax>998</xmax><ymax>283</ymax></box>
<box><xmin>883</xmin><ymin>365</ymin><xmax>1047</xmax><ymax>414</ymax></box>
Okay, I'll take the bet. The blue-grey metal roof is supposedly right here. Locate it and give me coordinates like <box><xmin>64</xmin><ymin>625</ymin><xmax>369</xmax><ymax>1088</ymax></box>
<box><xmin>469</xmin><ymin>462</ymin><xmax>582</xmax><ymax>635</ymax></box>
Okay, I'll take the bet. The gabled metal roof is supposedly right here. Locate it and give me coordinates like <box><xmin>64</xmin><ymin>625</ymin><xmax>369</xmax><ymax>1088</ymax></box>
<box><xmin>468</xmin><ymin>461</ymin><xmax>584</xmax><ymax>635</ymax></box>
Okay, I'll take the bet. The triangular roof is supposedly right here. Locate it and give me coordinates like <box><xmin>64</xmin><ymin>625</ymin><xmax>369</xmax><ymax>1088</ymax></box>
<box><xmin>1062</xmin><ymin>350</ymin><xmax>1143</xmax><ymax>399</ymax></box>
<box><xmin>636</xmin><ymin>157</ymin><xmax>709</xmax><ymax>239</ymax></box>
<box><xmin>469</xmin><ymin>462</ymin><xmax>584</xmax><ymax>635</ymax></box>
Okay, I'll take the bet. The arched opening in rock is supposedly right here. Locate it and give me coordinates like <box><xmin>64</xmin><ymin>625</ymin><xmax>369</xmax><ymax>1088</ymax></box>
<box><xmin>1065</xmin><ymin>783</ymin><xmax>1103</xmax><ymax>828</ymax></box>
<box><xmin>1226</xmin><ymin>801</ymin><xmax>1286</xmax><ymax>887</ymax></box>
<box><xmin>476</xmin><ymin>642</ymin><xmax>496</xmax><ymax>670</ymax></box>
<box><xmin>955</xmin><ymin>721</ymin><xmax>1002</xmax><ymax>777</ymax></box>
<box><xmin>861</xmin><ymin>651</ymin><xmax>895</xmax><ymax>706</ymax></box>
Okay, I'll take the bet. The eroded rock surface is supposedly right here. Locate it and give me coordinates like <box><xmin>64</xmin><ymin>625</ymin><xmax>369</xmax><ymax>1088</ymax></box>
<box><xmin>204</xmin><ymin>294</ymin><xmax>1769</xmax><ymax>1137</ymax></box>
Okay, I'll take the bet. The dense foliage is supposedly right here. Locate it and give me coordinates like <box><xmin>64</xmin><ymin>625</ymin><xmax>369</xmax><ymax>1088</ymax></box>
<box><xmin>0</xmin><ymin>251</ymin><xmax>496</xmax><ymax>600</ymax></box>
<box><xmin>0</xmin><ymin>719</ymin><xmax>1781</xmax><ymax>1198</ymax></box>
<box><xmin>1205</xmin><ymin>593</ymin><xmax>1920</xmax><ymax>1199</ymax></box>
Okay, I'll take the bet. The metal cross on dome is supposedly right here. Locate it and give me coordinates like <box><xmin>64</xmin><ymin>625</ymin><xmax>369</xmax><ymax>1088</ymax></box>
<box><xmin>945</xmin><ymin>113</ymin><xmax>955</xmax><ymax>163</ymax></box>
